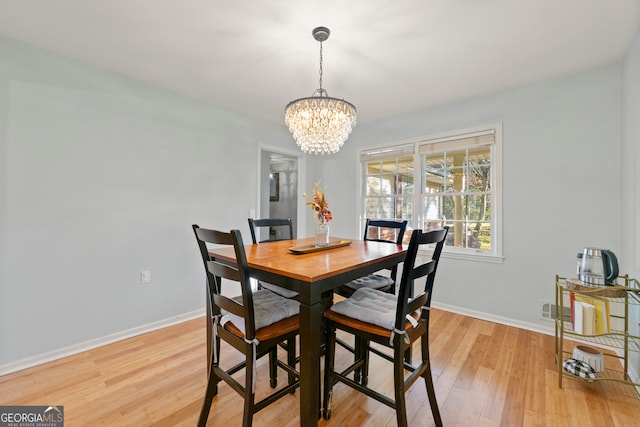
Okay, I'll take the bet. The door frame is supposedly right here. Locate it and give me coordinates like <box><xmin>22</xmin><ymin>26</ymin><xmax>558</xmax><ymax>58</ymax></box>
<box><xmin>257</xmin><ymin>144</ymin><xmax>306</xmax><ymax>238</ymax></box>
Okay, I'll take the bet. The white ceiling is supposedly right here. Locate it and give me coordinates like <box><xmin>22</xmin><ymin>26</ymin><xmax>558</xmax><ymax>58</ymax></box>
<box><xmin>1</xmin><ymin>0</ymin><xmax>639</xmax><ymax>125</ymax></box>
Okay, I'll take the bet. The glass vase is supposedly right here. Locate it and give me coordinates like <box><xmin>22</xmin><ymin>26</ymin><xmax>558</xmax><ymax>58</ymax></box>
<box><xmin>315</xmin><ymin>220</ymin><xmax>330</xmax><ymax>247</ymax></box>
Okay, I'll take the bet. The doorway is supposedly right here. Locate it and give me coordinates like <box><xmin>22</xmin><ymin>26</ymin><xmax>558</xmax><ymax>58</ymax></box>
<box><xmin>258</xmin><ymin>146</ymin><xmax>305</xmax><ymax>239</ymax></box>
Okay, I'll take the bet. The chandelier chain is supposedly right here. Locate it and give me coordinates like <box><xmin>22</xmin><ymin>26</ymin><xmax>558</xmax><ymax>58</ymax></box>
<box><xmin>318</xmin><ymin>41</ymin><xmax>324</xmax><ymax>94</ymax></box>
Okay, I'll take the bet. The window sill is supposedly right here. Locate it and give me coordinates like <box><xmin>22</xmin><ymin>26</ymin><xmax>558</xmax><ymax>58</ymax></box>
<box><xmin>418</xmin><ymin>248</ymin><xmax>504</xmax><ymax>264</ymax></box>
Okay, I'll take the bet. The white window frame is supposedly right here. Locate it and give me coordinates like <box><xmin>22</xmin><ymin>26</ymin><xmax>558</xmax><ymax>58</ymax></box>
<box><xmin>357</xmin><ymin>123</ymin><xmax>503</xmax><ymax>263</ymax></box>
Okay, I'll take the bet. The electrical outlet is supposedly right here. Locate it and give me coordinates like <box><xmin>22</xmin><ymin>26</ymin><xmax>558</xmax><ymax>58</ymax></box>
<box><xmin>140</xmin><ymin>270</ymin><xmax>151</xmax><ymax>284</ymax></box>
<box><xmin>539</xmin><ymin>299</ymin><xmax>570</xmax><ymax>322</ymax></box>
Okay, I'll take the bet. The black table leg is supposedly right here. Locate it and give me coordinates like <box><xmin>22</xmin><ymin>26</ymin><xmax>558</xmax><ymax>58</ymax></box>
<box><xmin>299</xmin><ymin>300</ymin><xmax>322</xmax><ymax>426</ymax></box>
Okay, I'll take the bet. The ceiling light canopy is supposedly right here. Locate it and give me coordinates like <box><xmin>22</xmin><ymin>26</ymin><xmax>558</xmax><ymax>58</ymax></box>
<box><xmin>285</xmin><ymin>27</ymin><xmax>357</xmax><ymax>155</ymax></box>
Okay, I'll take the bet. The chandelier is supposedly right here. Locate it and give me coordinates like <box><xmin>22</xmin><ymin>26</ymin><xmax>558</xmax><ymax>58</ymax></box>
<box><xmin>285</xmin><ymin>27</ymin><xmax>357</xmax><ymax>155</ymax></box>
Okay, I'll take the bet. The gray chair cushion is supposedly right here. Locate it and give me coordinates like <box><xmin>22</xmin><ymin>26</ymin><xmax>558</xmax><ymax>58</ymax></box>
<box><xmin>259</xmin><ymin>281</ymin><xmax>299</xmax><ymax>299</ymax></box>
<box><xmin>330</xmin><ymin>287</ymin><xmax>398</xmax><ymax>330</ymax></box>
<box><xmin>343</xmin><ymin>273</ymin><xmax>394</xmax><ymax>291</ymax></box>
<box><xmin>222</xmin><ymin>289</ymin><xmax>300</xmax><ymax>335</ymax></box>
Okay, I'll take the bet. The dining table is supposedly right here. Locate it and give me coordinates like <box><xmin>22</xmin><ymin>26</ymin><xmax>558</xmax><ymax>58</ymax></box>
<box><xmin>208</xmin><ymin>235</ymin><xmax>407</xmax><ymax>427</ymax></box>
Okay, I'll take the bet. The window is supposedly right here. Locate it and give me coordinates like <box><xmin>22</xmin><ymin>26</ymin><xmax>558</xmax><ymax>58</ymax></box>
<box><xmin>359</xmin><ymin>124</ymin><xmax>502</xmax><ymax>261</ymax></box>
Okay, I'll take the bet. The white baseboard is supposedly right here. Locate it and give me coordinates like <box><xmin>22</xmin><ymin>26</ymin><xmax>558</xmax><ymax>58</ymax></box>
<box><xmin>0</xmin><ymin>309</ymin><xmax>205</xmax><ymax>376</ymax></box>
<box><xmin>432</xmin><ymin>301</ymin><xmax>555</xmax><ymax>336</ymax></box>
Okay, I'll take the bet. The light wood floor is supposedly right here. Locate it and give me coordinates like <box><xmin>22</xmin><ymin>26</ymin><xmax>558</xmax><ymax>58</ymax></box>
<box><xmin>1</xmin><ymin>309</ymin><xmax>638</xmax><ymax>426</ymax></box>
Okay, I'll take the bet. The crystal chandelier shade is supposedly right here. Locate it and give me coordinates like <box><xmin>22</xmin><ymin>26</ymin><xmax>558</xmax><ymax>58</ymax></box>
<box><xmin>285</xmin><ymin>27</ymin><xmax>357</xmax><ymax>155</ymax></box>
<box><xmin>285</xmin><ymin>95</ymin><xmax>357</xmax><ymax>155</ymax></box>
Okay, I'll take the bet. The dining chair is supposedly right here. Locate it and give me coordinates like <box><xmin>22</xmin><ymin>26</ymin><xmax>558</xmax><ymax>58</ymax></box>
<box><xmin>248</xmin><ymin>217</ymin><xmax>294</xmax><ymax>243</ymax></box>
<box><xmin>192</xmin><ymin>225</ymin><xmax>300</xmax><ymax>427</ymax></box>
<box><xmin>334</xmin><ymin>219</ymin><xmax>408</xmax><ymax>298</ymax></box>
<box><xmin>322</xmin><ymin>227</ymin><xmax>448</xmax><ymax>427</ymax></box>
<box><xmin>333</xmin><ymin>218</ymin><xmax>407</xmax><ymax>380</ymax></box>
<box><xmin>247</xmin><ymin>218</ymin><xmax>299</xmax><ymax>299</ymax></box>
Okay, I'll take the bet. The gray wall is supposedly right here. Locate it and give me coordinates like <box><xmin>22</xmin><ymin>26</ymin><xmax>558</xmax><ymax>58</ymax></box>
<box><xmin>0</xmin><ymin>35</ymin><xmax>294</xmax><ymax>367</ymax></box>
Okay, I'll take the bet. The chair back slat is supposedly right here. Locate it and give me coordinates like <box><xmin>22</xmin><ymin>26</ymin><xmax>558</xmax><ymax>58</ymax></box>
<box><xmin>212</xmin><ymin>293</ymin><xmax>245</xmax><ymax>318</ymax></box>
<box><xmin>206</xmin><ymin>259</ymin><xmax>242</xmax><ymax>283</ymax></box>
<box><xmin>195</xmin><ymin>227</ymin><xmax>235</xmax><ymax>246</ymax></box>
<box><xmin>412</xmin><ymin>258</ymin><xmax>437</xmax><ymax>281</ymax></box>
<box><xmin>248</xmin><ymin>218</ymin><xmax>294</xmax><ymax>243</ymax></box>
<box><xmin>364</xmin><ymin>219</ymin><xmax>408</xmax><ymax>245</ymax></box>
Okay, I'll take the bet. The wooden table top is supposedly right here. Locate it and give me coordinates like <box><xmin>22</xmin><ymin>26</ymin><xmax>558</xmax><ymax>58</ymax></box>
<box><xmin>208</xmin><ymin>236</ymin><xmax>406</xmax><ymax>283</ymax></box>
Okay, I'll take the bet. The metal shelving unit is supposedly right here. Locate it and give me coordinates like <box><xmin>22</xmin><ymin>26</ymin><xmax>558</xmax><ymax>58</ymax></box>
<box><xmin>555</xmin><ymin>275</ymin><xmax>640</xmax><ymax>393</ymax></box>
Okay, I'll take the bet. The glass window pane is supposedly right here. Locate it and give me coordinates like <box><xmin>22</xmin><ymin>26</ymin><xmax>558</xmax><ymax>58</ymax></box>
<box><xmin>463</xmin><ymin>222</ymin><xmax>481</xmax><ymax>249</ymax></box>
<box><xmin>422</xmin><ymin>195</ymin><xmax>443</xmax><ymax>221</ymax></box>
<box><xmin>443</xmin><ymin>220</ymin><xmax>491</xmax><ymax>251</ymax></box>
<box><xmin>366</xmin><ymin>198</ymin><xmax>391</xmax><ymax>218</ymax></box>
<box><xmin>424</xmin><ymin>152</ymin><xmax>447</xmax><ymax>192</ymax></box>
<box><xmin>465</xmin><ymin>195</ymin><xmax>491</xmax><ymax>222</ymax></box>
<box><xmin>467</xmin><ymin>146</ymin><xmax>491</xmax><ymax>164</ymax></box>
<box><xmin>468</xmin><ymin>222</ymin><xmax>491</xmax><ymax>251</ymax></box>
<box><xmin>445</xmin><ymin>221</ymin><xmax>472</xmax><ymax>249</ymax></box>
<box><xmin>365</xmin><ymin>175</ymin><xmax>381</xmax><ymax>196</ymax></box>
<box><xmin>379</xmin><ymin>174</ymin><xmax>395</xmax><ymax>195</ymax></box>
<box><xmin>468</xmin><ymin>165</ymin><xmax>491</xmax><ymax>192</ymax></box>
<box><xmin>378</xmin><ymin>197</ymin><xmax>394</xmax><ymax>218</ymax></box>
<box><xmin>363</xmin><ymin>198</ymin><xmax>379</xmax><ymax>218</ymax></box>
<box><xmin>443</xmin><ymin>221</ymin><xmax>459</xmax><ymax>247</ymax></box>
<box><xmin>443</xmin><ymin>194</ymin><xmax>468</xmax><ymax>221</ymax></box>
<box><xmin>399</xmin><ymin>197</ymin><xmax>413</xmax><ymax>222</ymax></box>
<box><xmin>448</xmin><ymin>165</ymin><xmax>466</xmax><ymax>193</ymax></box>
<box><xmin>447</xmin><ymin>151</ymin><xmax>466</xmax><ymax>193</ymax></box>
<box><xmin>397</xmin><ymin>156</ymin><xmax>414</xmax><ymax>194</ymax></box>
<box><xmin>363</xmin><ymin>200</ymin><xmax>373</xmax><ymax>217</ymax></box>
<box><xmin>400</xmin><ymin>180</ymin><xmax>414</xmax><ymax>194</ymax></box>
<box><xmin>366</xmin><ymin>160</ymin><xmax>381</xmax><ymax>175</ymax></box>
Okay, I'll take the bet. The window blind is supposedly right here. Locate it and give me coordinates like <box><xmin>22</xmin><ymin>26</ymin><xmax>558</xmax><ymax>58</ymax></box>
<box><xmin>418</xmin><ymin>129</ymin><xmax>495</xmax><ymax>154</ymax></box>
<box><xmin>360</xmin><ymin>143</ymin><xmax>415</xmax><ymax>162</ymax></box>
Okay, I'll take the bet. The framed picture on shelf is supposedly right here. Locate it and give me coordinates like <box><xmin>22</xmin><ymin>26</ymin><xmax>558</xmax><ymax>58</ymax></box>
<box><xmin>270</xmin><ymin>172</ymin><xmax>279</xmax><ymax>202</ymax></box>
